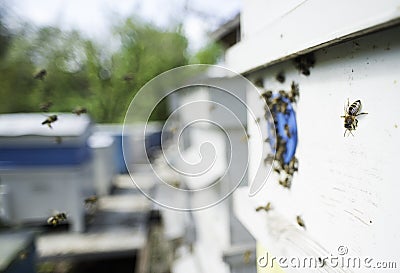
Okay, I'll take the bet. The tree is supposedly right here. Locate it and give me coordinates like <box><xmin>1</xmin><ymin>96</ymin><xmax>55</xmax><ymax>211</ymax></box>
<box><xmin>190</xmin><ymin>42</ymin><xmax>223</xmax><ymax>64</ymax></box>
<box><xmin>84</xmin><ymin>18</ymin><xmax>189</xmax><ymax>122</ymax></box>
<box><xmin>0</xmin><ymin>15</ymin><xmax>222</xmax><ymax>123</ymax></box>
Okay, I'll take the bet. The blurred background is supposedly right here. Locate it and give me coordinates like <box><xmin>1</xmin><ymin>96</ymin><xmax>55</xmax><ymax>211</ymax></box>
<box><xmin>0</xmin><ymin>1</ymin><xmax>249</xmax><ymax>273</ymax></box>
<box><xmin>0</xmin><ymin>0</ymin><xmax>241</xmax><ymax>122</ymax></box>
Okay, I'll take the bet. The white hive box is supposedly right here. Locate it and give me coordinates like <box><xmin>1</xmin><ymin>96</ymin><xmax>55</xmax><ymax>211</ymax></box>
<box><xmin>168</xmin><ymin>73</ymin><xmax>255</xmax><ymax>273</ymax></box>
<box><xmin>88</xmin><ymin>132</ymin><xmax>115</xmax><ymax>196</ymax></box>
<box><xmin>0</xmin><ymin>113</ymin><xmax>93</xmax><ymax>232</ymax></box>
<box><xmin>227</xmin><ymin>1</ymin><xmax>400</xmax><ymax>272</ymax></box>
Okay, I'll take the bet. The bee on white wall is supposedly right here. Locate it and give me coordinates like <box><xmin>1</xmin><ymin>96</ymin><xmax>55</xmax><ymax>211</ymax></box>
<box><xmin>341</xmin><ymin>99</ymin><xmax>368</xmax><ymax>136</ymax></box>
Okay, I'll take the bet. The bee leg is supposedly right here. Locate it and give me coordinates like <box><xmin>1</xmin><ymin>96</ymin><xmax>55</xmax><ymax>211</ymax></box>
<box><xmin>356</xmin><ymin>112</ymin><xmax>368</xmax><ymax>116</ymax></box>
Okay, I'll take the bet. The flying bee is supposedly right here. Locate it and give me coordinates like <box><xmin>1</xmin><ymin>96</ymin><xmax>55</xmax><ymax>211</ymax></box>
<box><xmin>34</xmin><ymin>69</ymin><xmax>47</xmax><ymax>80</ymax></box>
<box><xmin>256</xmin><ymin>117</ymin><xmax>261</xmax><ymax>123</ymax></box>
<box><xmin>84</xmin><ymin>195</ymin><xmax>98</xmax><ymax>206</ymax></box>
<box><xmin>122</xmin><ymin>73</ymin><xmax>134</xmax><ymax>82</ymax></box>
<box><xmin>39</xmin><ymin>101</ymin><xmax>53</xmax><ymax>112</ymax></box>
<box><xmin>47</xmin><ymin>212</ymin><xmax>67</xmax><ymax>226</ymax></box>
<box><xmin>341</xmin><ymin>99</ymin><xmax>368</xmax><ymax>136</ymax></box>
<box><xmin>41</xmin><ymin>115</ymin><xmax>58</xmax><ymax>128</ymax></box>
<box><xmin>296</xmin><ymin>215</ymin><xmax>305</xmax><ymax>228</ymax></box>
<box><xmin>72</xmin><ymin>106</ymin><xmax>87</xmax><ymax>116</ymax></box>
<box><xmin>243</xmin><ymin>250</ymin><xmax>252</xmax><ymax>264</ymax></box>
<box><xmin>255</xmin><ymin>202</ymin><xmax>272</xmax><ymax>212</ymax></box>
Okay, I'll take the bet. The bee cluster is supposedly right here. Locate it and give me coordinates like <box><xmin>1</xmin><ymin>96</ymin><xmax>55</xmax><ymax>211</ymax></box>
<box><xmin>293</xmin><ymin>53</ymin><xmax>315</xmax><ymax>76</ymax></box>
<box><xmin>261</xmin><ymin>81</ymin><xmax>300</xmax><ymax>189</ymax></box>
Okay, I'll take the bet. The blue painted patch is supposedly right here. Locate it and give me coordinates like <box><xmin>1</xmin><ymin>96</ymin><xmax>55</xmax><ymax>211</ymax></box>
<box><xmin>267</xmin><ymin>95</ymin><xmax>298</xmax><ymax>165</ymax></box>
<box><xmin>0</xmin><ymin>146</ymin><xmax>92</xmax><ymax>168</ymax></box>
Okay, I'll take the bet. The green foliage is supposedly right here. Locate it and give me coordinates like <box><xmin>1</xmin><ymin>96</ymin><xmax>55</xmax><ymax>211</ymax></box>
<box><xmin>0</xmin><ymin>15</ymin><xmax>220</xmax><ymax>123</ymax></box>
<box><xmin>190</xmin><ymin>42</ymin><xmax>223</xmax><ymax>64</ymax></box>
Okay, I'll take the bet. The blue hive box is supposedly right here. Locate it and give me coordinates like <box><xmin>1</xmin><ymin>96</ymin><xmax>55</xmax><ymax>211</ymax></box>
<box><xmin>0</xmin><ymin>113</ymin><xmax>93</xmax><ymax>232</ymax></box>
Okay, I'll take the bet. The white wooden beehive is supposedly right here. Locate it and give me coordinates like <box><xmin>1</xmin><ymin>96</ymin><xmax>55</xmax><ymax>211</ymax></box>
<box><xmin>226</xmin><ymin>1</ymin><xmax>400</xmax><ymax>272</ymax></box>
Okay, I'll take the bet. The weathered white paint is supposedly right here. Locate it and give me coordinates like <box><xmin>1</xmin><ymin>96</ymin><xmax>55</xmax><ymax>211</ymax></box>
<box><xmin>233</xmin><ymin>23</ymin><xmax>400</xmax><ymax>273</ymax></box>
<box><xmin>227</xmin><ymin>0</ymin><xmax>400</xmax><ymax>74</ymax></box>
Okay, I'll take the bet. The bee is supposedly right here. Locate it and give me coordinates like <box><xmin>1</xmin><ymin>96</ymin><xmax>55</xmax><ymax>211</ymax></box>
<box><xmin>261</xmin><ymin>90</ymin><xmax>273</xmax><ymax>102</ymax></box>
<box><xmin>171</xmin><ymin>180</ymin><xmax>181</xmax><ymax>188</ymax></box>
<box><xmin>122</xmin><ymin>74</ymin><xmax>134</xmax><ymax>82</ymax></box>
<box><xmin>296</xmin><ymin>215</ymin><xmax>305</xmax><ymax>228</ymax></box>
<box><xmin>84</xmin><ymin>195</ymin><xmax>98</xmax><ymax>206</ymax></box>
<box><xmin>243</xmin><ymin>250</ymin><xmax>252</xmax><ymax>264</ymax></box>
<box><xmin>255</xmin><ymin>202</ymin><xmax>272</xmax><ymax>212</ymax></box>
<box><xmin>279</xmin><ymin>176</ymin><xmax>291</xmax><ymax>188</ymax></box>
<box><xmin>41</xmin><ymin>115</ymin><xmax>58</xmax><ymax>128</ymax></box>
<box><xmin>241</xmin><ymin>133</ymin><xmax>250</xmax><ymax>142</ymax></box>
<box><xmin>273</xmin><ymin>167</ymin><xmax>281</xmax><ymax>174</ymax></box>
<box><xmin>341</xmin><ymin>99</ymin><xmax>368</xmax><ymax>136</ymax></box>
<box><xmin>47</xmin><ymin>212</ymin><xmax>67</xmax><ymax>226</ymax></box>
<box><xmin>289</xmin><ymin>81</ymin><xmax>299</xmax><ymax>102</ymax></box>
<box><xmin>254</xmin><ymin>78</ymin><xmax>264</xmax><ymax>88</ymax></box>
<box><xmin>255</xmin><ymin>117</ymin><xmax>261</xmax><ymax>123</ymax></box>
<box><xmin>19</xmin><ymin>251</ymin><xmax>28</xmax><ymax>260</ymax></box>
<box><xmin>290</xmin><ymin>157</ymin><xmax>299</xmax><ymax>172</ymax></box>
<box><xmin>34</xmin><ymin>69</ymin><xmax>47</xmax><ymax>80</ymax></box>
<box><xmin>72</xmin><ymin>106</ymin><xmax>87</xmax><ymax>116</ymax></box>
<box><xmin>284</xmin><ymin>124</ymin><xmax>291</xmax><ymax>138</ymax></box>
<box><xmin>264</xmin><ymin>154</ymin><xmax>274</xmax><ymax>165</ymax></box>
<box><xmin>278</xmin><ymin>90</ymin><xmax>289</xmax><ymax>99</ymax></box>
<box><xmin>293</xmin><ymin>53</ymin><xmax>315</xmax><ymax>76</ymax></box>
<box><xmin>276</xmin><ymin>72</ymin><xmax>285</xmax><ymax>83</ymax></box>
<box><xmin>39</xmin><ymin>101</ymin><xmax>53</xmax><ymax>112</ymax></box>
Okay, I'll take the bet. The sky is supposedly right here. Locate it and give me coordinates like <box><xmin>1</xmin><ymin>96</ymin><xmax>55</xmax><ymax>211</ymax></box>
<box><xmin>3</xmin><ymin>0</ymin><xmax>241</xmax><ymax>51</ymax></box>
